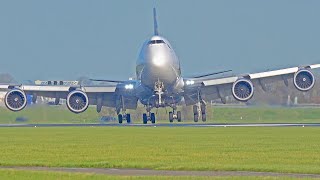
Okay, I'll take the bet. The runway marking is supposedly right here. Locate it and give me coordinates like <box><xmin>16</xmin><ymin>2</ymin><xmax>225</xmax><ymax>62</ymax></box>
<box><xmin>1</xmin><ymin>166</ymin><xmax>320</xmax><ymax>178</ymax></box>
<box><xmin>0</xmin><ymin>123</ymin><xmax>320</xmax><ymax>127</ymax></box>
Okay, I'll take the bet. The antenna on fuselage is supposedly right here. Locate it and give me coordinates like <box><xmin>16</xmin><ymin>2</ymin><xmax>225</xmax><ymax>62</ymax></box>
<box><xmin>153</xmin><ymin>8</ymin><xmax>159</xmax><ymax>35</ymax></box>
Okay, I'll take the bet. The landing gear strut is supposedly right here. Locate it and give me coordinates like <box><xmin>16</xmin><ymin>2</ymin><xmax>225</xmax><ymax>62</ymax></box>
<box><xmin>169</xmin><ymin>105</ymin><xmax>182</xmax><ymax>123</ymax></box>
<box><xmin>193</xmin><ymin>102</ymin><xmax>206</xmax><ymax>122</ymax></box>
<box><xmin>116</xmin><ymin>95</ymin><xmax>131</xmax><ymax>124</ymax></box>
<box><xmin>193</xmin><ymin>89</ymin><xmax>207</xmax><ymax>122</ymax></box>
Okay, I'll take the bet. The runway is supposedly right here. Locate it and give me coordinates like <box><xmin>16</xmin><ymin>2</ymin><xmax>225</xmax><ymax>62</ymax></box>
<box><xmin>1</xmin><ymin>166</ymin><xmax>320</xmax><ymax>178</ymax></box>
<box><xmin>0</xmin><ymin>123</ymin><xmax>320</xmax><ymax>127</ymax></box>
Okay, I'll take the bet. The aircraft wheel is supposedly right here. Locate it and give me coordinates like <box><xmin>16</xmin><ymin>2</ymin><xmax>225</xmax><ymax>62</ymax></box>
<box><xmin>126</xmin><ymin>114</ymin><xmax>131</xmax><ymax>123</ymax></box>
<box><xmin>193</xmin><ymin>105</ymin><xmax>198</xmax><ymax>114</ymax></box>
<box><xmin>169</xmin><ymin>112</ymin><xmax>173</xmax><ymax>123</ymax></box>
<box><xmin>151</xmin><ymin>113</ymin><xmax>156</xmax><ymax>124</ymax></box>
<box><xmin>202</xmin><ymin>113</ymin><xmax>206</xmax><ymax>122</ymax></box>
<box><xmin>194</xmin><ymin>113</ymin><xmax>199</xmax><ymax>122</ymax></box>
<box><xmin>201</xmin><ymin>104</ymin><xmax>206</xmax><ymax>113</ymax></box>
<box><xmin>118</xmin><ymin>114</ymin><xmax>123</xmax><ymax>124</ymax></box>
<box><xmin>143</xmin><ymin>113</ymin><xmax>148</xmax><ymax>124</ymax></box>
<box><xmin>177</xmin><ymin>111</ymin><xmax>182</xmax><ymax>122</ymax></box>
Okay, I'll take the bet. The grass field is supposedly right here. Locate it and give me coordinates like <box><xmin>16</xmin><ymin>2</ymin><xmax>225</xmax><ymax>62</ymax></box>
<box><xmin>0</xmin><ymin>106</ymin><xmax>100</xmax><ymax>124</ymax></box>
<box><xmin>1</xmin><ymin>105</ymin><xmax>320</xmax><ymax>124</ymax></box>
<box><xmin>0</xmin><ymin>127</ymin><xmax>319</xmax><ymax>174</ymax></box>
<box><xmin>0</xmin><ymin>169</ymin><xmax>294</xmax><ymax>180</ymax></box>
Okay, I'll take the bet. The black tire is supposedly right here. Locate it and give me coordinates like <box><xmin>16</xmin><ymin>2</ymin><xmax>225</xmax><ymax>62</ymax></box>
<box><xmin>193</xmin><ymin>105</ymin><xmax>198</xmax><ymax>114</ymax></box>
<box><xmin>201</xmin><ymin>104</ymin><xmax>206</xmax><ymax>114</ymax></box>
<box><xmin>143</xmin><ymin>113</ymin><xmax>148</xmax><ymax>124</ymax></box>
<box><xmin>118</xmin><ymin>114</ymin><xmax>123</xmax><ymax>124</ymax></box>
<box><xmin>194</xmin><ymin>113</ymin><xmax>199</xmax><ymax>122</ymax></box>
<box><xmin>169</xmin><ymin>112</ymin><xmax>173</xmax><ymax>123</ymax></box>
<box><xmin>126</xmin><ymin>114</ymin><xmax>131</xmax><ymax>123</ymax></box>
<box><xmin>202</xmin><ymin>113</ymin><xmax>207</xmax><ymax>122</ymax></box>
<box><xmin>177</xmin><ymin>111</ymin><xmax>182</xmax><ymax>122</ymax></box>
<box><xmin>151</xmin><ymin>113</ymin><xmax>156</xmax><ymax>124</ymax></box>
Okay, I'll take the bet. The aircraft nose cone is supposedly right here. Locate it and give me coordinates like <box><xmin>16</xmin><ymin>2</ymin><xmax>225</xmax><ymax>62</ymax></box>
<box><xmin>152</xmin><ymin>56</ymin><xmax>166</xmax><ymax>67</ymax></box>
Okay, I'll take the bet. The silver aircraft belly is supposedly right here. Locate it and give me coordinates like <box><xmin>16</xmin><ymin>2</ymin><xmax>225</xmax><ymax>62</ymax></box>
<box><xmin>140</xmin><ymin>64</ymin><xmax>178</xmax><ymax>89</ymax></box>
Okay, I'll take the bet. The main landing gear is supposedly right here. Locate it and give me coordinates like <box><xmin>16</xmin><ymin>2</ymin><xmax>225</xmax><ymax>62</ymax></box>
<box><xmin>169</xmin><ymin>106</ymin><xmax>182</xmax><ymax>123</ymax></box>
<box><xmin>116</xmin><ymin>95</ymin><xmax>131</xmax><ymax>124</ymax></box>
<box><xmin>142</xmin><ymin>107</ymin><xmax>156</xmax><ymax>124</ymax></box>
<box><xmin>142</xmin><ymin>112</ymin><xmax>156</xmax><ymax>124</ymax></box>
<box><xmin>193</xmin><ymin>102</ymin><xmax>206</xmax><ymax>122</ymax></box>
<box><xmin>118</xmin><ymin>113</ymin><xmax>131</xmax><ymax>124</ymax></box>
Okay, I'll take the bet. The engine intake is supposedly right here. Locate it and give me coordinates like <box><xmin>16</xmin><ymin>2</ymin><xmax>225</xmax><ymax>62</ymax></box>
<box><xmin>66</xmin><ymin>90</ymin><xmax>89</xmax><ymax>113</ymax></box>
<box><xmin>5</xmin><ymin>89</ymin><xmax>27</xmax><ymax>111</ymax></box>
<box><xmin>232</xmin><ymin>79</ymin><xmax>254</xmax><ymax>102</ymax></box>
<box><xmin>294</xmin><ymin>69</ymin><xmax>315</xmax><ymax>91</ymax></box>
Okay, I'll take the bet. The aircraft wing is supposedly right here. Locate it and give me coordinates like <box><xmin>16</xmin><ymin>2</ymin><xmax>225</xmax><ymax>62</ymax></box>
<box><xmin>183</xmin><ymin>64</ymin><xmax>320</xmax><ymax>105</ymax></box>
<box><xmin>0</xmin><ymin>84</ymin><xmax>117</xmax><ymax>106</ymax></box>
<box><xmin>0</xmin><ymin>82</ymin><xmax>139</xmax><ymax>113</ymax></box>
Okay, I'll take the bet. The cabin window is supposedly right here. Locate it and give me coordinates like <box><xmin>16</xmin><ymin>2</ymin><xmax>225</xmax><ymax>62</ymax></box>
<box><xmin>148</xmin><ymin>40</ymin><xmax>165</xmax><ymax>45</ymax></box>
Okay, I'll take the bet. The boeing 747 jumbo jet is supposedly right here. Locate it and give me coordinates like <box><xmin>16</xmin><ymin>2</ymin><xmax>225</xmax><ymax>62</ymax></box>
<box><xmin>1</xmin><ymin>8</ymin><xmax>319</xmax><ymax>124</ymax></box>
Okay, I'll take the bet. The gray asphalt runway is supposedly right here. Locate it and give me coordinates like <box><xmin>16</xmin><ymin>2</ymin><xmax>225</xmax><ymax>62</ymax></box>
<box><xmin>0</xmin><ymin>123</ymin><xmax>320</xmax><ymax>127</ymax></box>
<box><xmin>1</xmin><ymin>167</ymin><xmax>320</xmax><ymax>178</ymax></box>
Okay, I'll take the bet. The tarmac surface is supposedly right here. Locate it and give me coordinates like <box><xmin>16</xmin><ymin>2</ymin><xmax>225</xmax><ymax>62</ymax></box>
<box><xmin>0</xmin><ymin>123</ymin><xmax>320</xmax><ymax>127</ymax></box>
<box><xmin>1</xmin><ymin>166</ymin><xmax>320</xmax><ymax>178</ymax></box>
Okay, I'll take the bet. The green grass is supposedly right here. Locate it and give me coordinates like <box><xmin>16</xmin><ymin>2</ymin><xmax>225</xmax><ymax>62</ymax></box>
<box><xmin>2</xmin><ymin>105</ymin><xmax>320</xmax><ymax>124</ymax></box>
<box><xmin>0</xmin><ymin>169</ymin><xmax>297</xmax><ymax>180</ymax></box>
<box><xmin>0</xmin><ymin>127</ymin><xmax>320</xmax><ymax>174</ymax></box>
<box><xmin>210</xmin><ymin>106</ymin><xmax>320</xmax><ymax>123</ymax></box>
<box><xmin>0</xmin><ymin>106</ymin><xmax>100</xmax><ymax>124</ymax></box>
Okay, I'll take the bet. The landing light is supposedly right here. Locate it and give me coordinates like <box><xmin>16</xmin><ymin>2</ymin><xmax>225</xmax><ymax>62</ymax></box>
<box><xmin>186</xmin><ymin>80</ymin><xmax>195</xmax><ymax>85</ymax></box>
<box><xmin>125</xmin><ymin>84</ymin><xmax>134</xmax><ymax>90</ymax></box>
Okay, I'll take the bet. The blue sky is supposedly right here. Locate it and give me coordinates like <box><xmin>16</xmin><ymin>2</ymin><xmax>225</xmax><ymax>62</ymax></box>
<box><xmin>0</xmin><ymin>0</ymin><xmax>320</xmax><ymax>81</ymax></box>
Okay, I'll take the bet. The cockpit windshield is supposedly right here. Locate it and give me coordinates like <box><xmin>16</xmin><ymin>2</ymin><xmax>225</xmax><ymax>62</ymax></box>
<box><xmin>148</xmin><ymin>40</ymin><xmax>165</xmax><ymax>45</ymax></box>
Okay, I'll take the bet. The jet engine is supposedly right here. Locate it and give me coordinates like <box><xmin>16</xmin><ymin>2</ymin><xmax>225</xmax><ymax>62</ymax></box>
<box><xmin>293</xmin><ymin>69</ymin><xmax>315</xmax><ymax>91</ymax></box>
<box><xmin>5</xmin><ymin>89</ymin><xmax>27</xmax><ymax>111</ymax></box>
<box><xmin>232</xmin><ymin>79</ymin><xmax>254</xmax><ymax>102</ymax></box>
<box><xmin>66</xmin><ymin>90</ymin><xmax>89</xmax><ymax>113</ymax></box>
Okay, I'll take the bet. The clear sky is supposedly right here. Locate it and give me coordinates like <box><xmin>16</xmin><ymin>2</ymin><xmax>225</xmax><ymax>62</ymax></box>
<box><xmin>0</xmin><ymin>0</ymin><xmax>320</xmax><ymax>82</ymax></box>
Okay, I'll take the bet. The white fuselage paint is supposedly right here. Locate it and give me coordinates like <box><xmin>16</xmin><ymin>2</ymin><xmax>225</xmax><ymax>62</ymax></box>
<box><xmin>136</xmin><ymin>36</ymin><xmax>184</xmax><ymax>92</ymax></box>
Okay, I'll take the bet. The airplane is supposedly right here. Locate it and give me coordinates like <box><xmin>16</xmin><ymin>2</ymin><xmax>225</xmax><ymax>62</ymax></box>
<box><xmin>0</xmin><ymin>8</ymin><xmax>319</xmax><ymax>124</ymax></box>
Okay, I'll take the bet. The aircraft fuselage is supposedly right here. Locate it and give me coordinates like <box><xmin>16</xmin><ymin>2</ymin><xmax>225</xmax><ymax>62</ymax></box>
<box><xmin>136</xmin><ymin>36</ymin><xmax>184</xmax><ymax>106</ymax></box>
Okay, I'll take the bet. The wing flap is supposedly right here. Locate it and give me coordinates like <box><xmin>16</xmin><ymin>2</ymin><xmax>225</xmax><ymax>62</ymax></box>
<box><xmin>22</xmin><ymin>85</ymin><xmax>70</xmax><ymax>92</ymax></box>
<box><xmin>249</xmin><ymin>67</ymin><xmax>298</xmax><ymax>79</ymax></box>
<box><xmin>202</xmin><ymin>77</ymin><xmax>238</xmax><ymax>86</ymax></box>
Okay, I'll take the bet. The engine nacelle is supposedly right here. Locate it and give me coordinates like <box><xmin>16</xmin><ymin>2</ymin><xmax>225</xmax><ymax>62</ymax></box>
<box><xmin>66</xmin><ymin>90</ymin><xmax>89</xmax><ymax>113</ymax></box>
<box><xmin>5</xmin><ymin>89</ymin><xmax>27</xmax><ymax>111</ymax></box>
<box><xmin>232</xmin><ymin>79</ymin><xmax>254</xmax><ymax>102</ymax></box>
<box><xmin>293</xmin><ymin>69</ymin><xmax>315</xmax><ymax>91</ymax></box>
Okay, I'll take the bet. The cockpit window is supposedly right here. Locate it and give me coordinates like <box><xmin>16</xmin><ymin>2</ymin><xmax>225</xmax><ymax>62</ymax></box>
<box><xmin>148</xmin><ymin>40</ymin><xmax>165</xmax><ymax>45</ymax></box>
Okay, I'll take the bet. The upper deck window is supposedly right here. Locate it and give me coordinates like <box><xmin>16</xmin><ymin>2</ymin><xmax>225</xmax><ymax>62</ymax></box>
<box><xmin>148</xmin><ymin>40</ymin><xmax>165</xmax><ymax>45</ymax></box>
